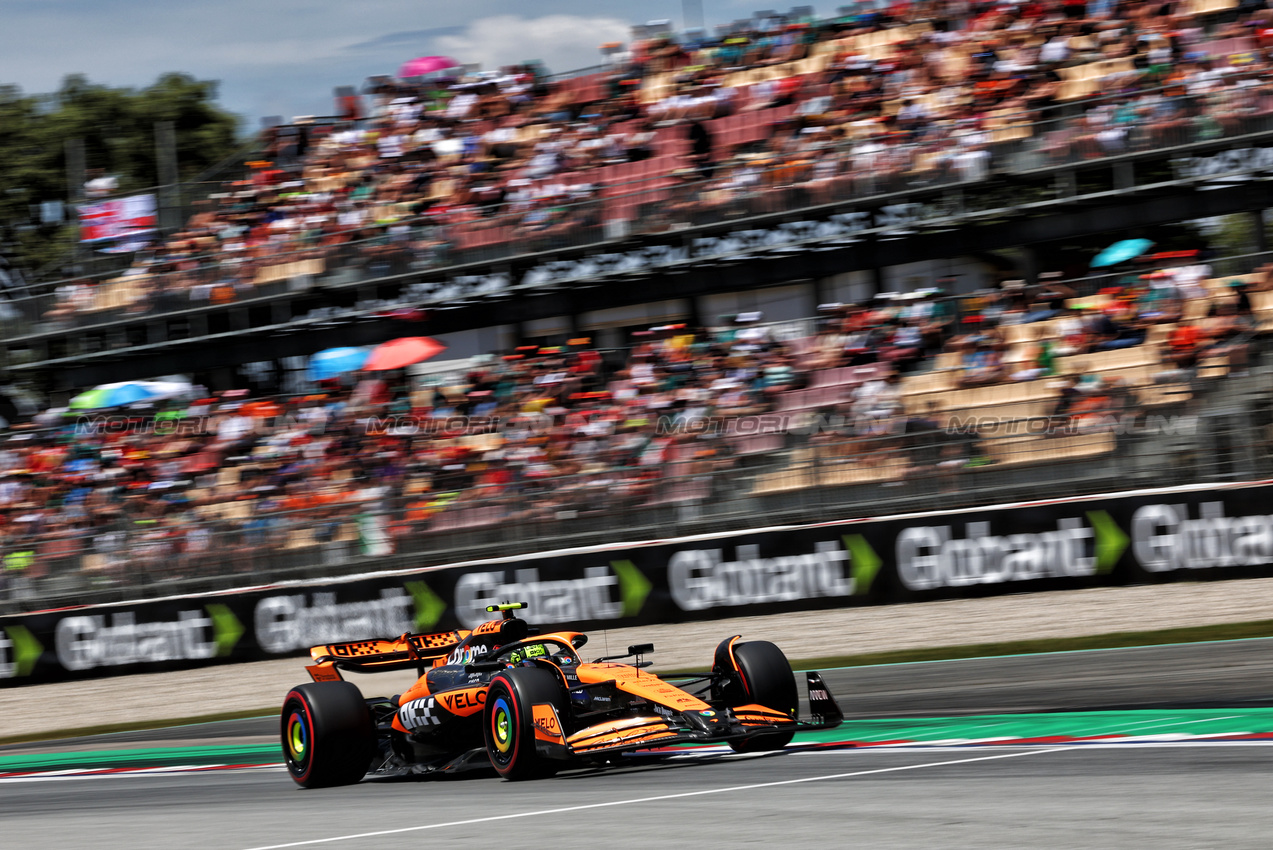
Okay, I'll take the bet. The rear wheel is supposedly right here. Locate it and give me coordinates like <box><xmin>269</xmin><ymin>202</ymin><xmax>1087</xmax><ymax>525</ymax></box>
<box><xmin>484</xmin><ymin>667</ymin><xmax>566</xmax><ymax>780</ymax></box>
<box><xmin>716</xmin><ymin>640</ymin><xmax>799</xmax><ymax>753</ymax></box>
<box><xmin>281</xmin><ymin>682</ymin><xmax>376</xmax><ymax>788</ymax></box>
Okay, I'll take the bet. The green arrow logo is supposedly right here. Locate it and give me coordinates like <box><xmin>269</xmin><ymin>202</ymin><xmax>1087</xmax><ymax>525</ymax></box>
<box><xmin>405</xmin><ymin>581</ymin><xmax>447</xmax><ymax>631</ymax></box>
<box><xmin>844</xmin><ymin>534</ymin><xmax>882</xmax><ymax>595</ymax></box>
<box><xmin>610</xmin><ymin>560</ymin><xmax>651</xmax><ymax>618</ymax></box>
<box><xmin>1086</xmin><ymin>510</ymin><xmax>1129</xmax><ymax>574</ymax></box>
<box><xmin>7</xmin><ymin>625</ymin><xmax>42</xmax><ymax>676</ymax></box>
<box><xmin>205</xmin><ymin>605</ymin><xmax>244</xmax><ymax>657</ymax></box>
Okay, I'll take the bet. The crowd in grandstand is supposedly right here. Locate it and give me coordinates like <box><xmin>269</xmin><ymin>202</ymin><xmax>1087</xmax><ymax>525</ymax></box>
<box><xmin>13</xmin><ymin>2</ymin><xmax>1273</xmax><ymax>596</ymax></box>
<box><xmin>38</xmin><ymin>0</ymin><xmax>1273</xmax><ymax>324</ymax></box>
<box><xmin>5</xmin><ymin>248</ymin><xmax>1271</xmax><ymax>597</ymax></box>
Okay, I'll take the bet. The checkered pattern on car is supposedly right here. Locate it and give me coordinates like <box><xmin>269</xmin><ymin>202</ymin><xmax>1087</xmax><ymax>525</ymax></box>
<box><xmin>400</xmin><ymin>697</ymin><xmax>441</xmax><ymax>730</ymax></box>
<box><xmin>332</xmin><ymin>641</ymin><xmax>382</xmax><ymax>657</ymax></box>
<box><xmin>414</xmin><ymin>632</ymin><xmax>461</xmax><ymax>649</ymax></box>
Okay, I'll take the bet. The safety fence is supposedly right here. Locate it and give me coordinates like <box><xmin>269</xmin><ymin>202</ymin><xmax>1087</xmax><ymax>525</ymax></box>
<box><xmin>5</xmin><ymin>472</ymin><xmax>1273</xmax><ymax>684</ymax></box>
<box><xmin>1</xmin><ymin>370</ymin><xmax>1267</xmax><ymax>617</ymax></box>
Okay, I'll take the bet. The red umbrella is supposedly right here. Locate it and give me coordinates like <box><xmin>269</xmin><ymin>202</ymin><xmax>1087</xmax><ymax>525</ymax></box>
<box><xmin>363</xmin><ymin>336</ymin><xmax>447</xmax><ymax>371</ymax></box>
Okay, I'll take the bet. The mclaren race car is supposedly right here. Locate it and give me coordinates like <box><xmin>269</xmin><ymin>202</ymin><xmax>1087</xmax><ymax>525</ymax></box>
<box><xmin>281</xmin><ymin>602</ymin><xmax>843</xmax><ymax>786</ymax></box>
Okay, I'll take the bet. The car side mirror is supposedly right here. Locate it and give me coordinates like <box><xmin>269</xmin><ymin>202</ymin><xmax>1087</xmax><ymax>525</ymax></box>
<box><xmin>628</xmin><ymin>643</ymin><xmax>654</xmax><ymax>656</ymax></box>
<box><xmin>571</xmin><ymin>634</ymin><xmax>588</xmax><ymax>648</ymax></box>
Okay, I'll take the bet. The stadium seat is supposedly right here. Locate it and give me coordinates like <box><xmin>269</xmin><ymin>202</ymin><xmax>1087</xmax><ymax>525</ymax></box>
<box><xmin>284</xmin><ymin>527</ymin><xmax>318</xmax><ymax>549</ymax></box>
<box><xmin>817</xmin><ymin>454</ymin><xmax>906</xmax><ymax>486</ymax></box>
<box><xmin>1138</xmin><ymin>382</ymin><xmax>1192</xmax><ymax>406</ymax></box>
<box><xmin>750</xmin><ymin>464</ymin><xmax>815</xmax><ymax>495</ymax></box>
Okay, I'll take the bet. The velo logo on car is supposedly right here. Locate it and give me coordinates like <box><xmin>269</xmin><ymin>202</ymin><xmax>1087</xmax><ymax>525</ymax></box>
<box><xmin>533</xmin><ymin>705</ymin><xmax>562</xmax><ymax>740</ymax></box>
<box><xmin>437</xmin><ymin>688</ymin><xmax>486</xmax><ymax>715</ymax></box>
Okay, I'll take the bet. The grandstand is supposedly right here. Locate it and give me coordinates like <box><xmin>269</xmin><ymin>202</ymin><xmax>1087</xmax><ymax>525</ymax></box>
<box><xmin>9</xmin><ymin>0</ymin><xmax>1273</xmax><ymax>356</ymax></box>
<box><xmin>5</xmin><ymin>2</ymin><xmax>1273</xmax><ymax>611</ymax></box>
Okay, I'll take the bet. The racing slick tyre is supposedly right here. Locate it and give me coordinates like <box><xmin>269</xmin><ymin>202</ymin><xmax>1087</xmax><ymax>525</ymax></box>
<box><xmin>715</xmin><ymin>640</ymin><xmax>799</xmax><ymax>753</ymax></box>
<box><xmin>485</xmin><ymin>667</ymin><xmax>566</xmax><ymax>781</ymax></box>
<box><xmin>282</xmin><ymin>682</ymin><xmax>376</xmax><ymax>788</ymax></box>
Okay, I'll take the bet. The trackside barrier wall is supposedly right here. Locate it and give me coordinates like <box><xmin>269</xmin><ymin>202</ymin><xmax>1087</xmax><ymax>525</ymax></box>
<box><xmin>4</xmin><ymin>479</ymin><xmax>1273</xmax><ymax>685</ymax></box>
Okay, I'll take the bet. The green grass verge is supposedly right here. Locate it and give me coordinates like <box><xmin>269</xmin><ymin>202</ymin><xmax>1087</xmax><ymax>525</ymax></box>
<box><xmin>0</xmin><ymin>708</ymin><xmax>276</xmax><ymax>748</ymax></box>
<box><xmin>664</xmin><ymin>619</ymin><xmax>1273</xmax><ymax>676</ymax></box>
<box><xmin>7</xmin><ymin>619</ymin><xmax>1273</xmax><ymax>747</ymax></box>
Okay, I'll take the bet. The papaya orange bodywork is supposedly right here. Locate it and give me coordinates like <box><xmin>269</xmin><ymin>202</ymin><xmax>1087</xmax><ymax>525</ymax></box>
<box><xmin>567</xmin><ymin>715</ymin><xmax>677</xmax><ymax>751</ymax></box>
<box><xmin>306</xmin><ymin>663</ymin><xmax>342</xmax><ymax>683</ymax></box>
<box><xmin>575</xmin><ymin>663</ymin><xmax>712</xmax><ymax>712</ymax></box>
<box><xmin>532</xmin><ymin>704</ymin><xmax>565</xmax><ymax>743</ymax></box>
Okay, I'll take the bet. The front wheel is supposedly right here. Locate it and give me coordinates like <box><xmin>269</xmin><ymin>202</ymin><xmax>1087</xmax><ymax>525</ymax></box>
<box><xmin>715</xmin><ymin>639</ymin><xmax>799</xmax><ymax>753</ymax></box>
<box><xmin>484</xmin><ymin>667</ymin><xmax>566</xmax><ymax>780</ymax></box>
<box><xmin>281</xmin><ymin>682</ymin><xmax>376</xmax><ymax>788</ymax></box>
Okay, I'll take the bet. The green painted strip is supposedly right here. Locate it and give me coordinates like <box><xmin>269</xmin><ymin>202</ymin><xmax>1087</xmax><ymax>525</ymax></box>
<box><xmin>7</xmin><ymin>709</ymin><xmax>1273</xmax><ymax>775</ymax></box>
<box><xmin>792</xmin><ymin>626</ymin><xmax>1273</xmax><ymax>673</ymax></box>
<box><xmin>0</xmin><ymin>743</ymin><xmax>282</xmax><ymax>773</ymax></box>
<box><xmin>792</xmin><ymin>708</ymin><xmax>1273</xmax><ymax>746</ymax></box>
<box><xmin>0</xmin><ymin>709</ymin><xmax>277</xmax><ymax>748</ymax></box>
<box><xmin>9</xmin><ymin>631</ymin><xmax>1273</xmax><ymax>749</ymax></box>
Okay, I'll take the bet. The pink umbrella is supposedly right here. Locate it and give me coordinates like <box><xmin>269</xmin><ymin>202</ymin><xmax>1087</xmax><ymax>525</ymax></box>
<box><xmin>399</xmin><ymin>56</ymin><xmax>459</xmax><ymax>78</ymax></box>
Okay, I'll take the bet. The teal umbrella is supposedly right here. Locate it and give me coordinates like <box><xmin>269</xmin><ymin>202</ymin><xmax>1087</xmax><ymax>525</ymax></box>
<box><xmin>1091</xmin><ymin>238</ymin><xmax>1153</xmax><ymax>268</ymax></box>
<box><xmin>308</xmin><ymin>346</ymin><xmax>370</xmax><ymax>381</ymax></box>
<box><xmin>69</xmin><ymin>382</ymin><xmax>155</xmax><ymax>410</ymax></box>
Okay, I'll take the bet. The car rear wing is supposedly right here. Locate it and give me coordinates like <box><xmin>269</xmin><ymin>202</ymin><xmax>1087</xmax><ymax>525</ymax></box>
<box><xmin>307</xmin><ymin>630</ymin><xmax>464</xmax><ymax>680</ymax></box>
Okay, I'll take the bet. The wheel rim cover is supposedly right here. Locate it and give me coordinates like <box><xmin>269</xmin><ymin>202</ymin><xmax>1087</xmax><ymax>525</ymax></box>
<box><xmin>287</xmin><ymin>712</ymin><xmax>308</xmax><ymax>762</ymax></box>
<box><xmin>491</xmin><ymin>697</ymin><xmax>513</xmax><ymax>755</ymax></box>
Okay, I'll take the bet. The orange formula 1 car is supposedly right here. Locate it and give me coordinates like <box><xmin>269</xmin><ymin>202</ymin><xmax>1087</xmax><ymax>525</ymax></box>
<box><xmin>281</xmin><ymin>602</ymin><xmax>843</xmax><ymax>786</ymax></box>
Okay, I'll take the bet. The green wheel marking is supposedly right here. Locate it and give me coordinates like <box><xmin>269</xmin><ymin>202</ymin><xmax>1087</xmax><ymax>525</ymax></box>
<box><xmin>493</xmin><ymin>704</ymin><xmax>512</xmax><ymax>752</ymax></box>
<box><xmin>288</xmin><ymin>718</ymin><xmax>306</xmax><ymax>758</ymax></box>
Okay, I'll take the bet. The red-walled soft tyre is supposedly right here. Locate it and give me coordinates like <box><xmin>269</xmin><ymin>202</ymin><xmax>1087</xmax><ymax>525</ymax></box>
<box><xmin>716</xmin><ymin>640</ymin><xmax>799</xmax><ymax>753</ymax></box>
<box><xmin>484</xmin><ymin>668</ymin><xmax>565</xmax><ymax>781</ymax></box>
<box><xmin>281</xmin><ymin>682</ymin><xmax>376</xmax><ymax>788</ymax></box>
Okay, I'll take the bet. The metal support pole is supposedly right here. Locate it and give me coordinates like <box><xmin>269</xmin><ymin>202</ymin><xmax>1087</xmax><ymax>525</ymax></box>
<box><xmin>1055</xmin><ymin>168</ymin><xmax>1077</xmax><ymax>198</ymax></box>
<box><xmin>870</xmin><ymin>264</ymin><xmax>884</xmax><ymax>297</ymax></box>
<box><xmin>65</xmin><ymin>138</ymin><xmax>86</xmax><ymax>268</ymax></box>
<box><xmin>155</xmin><ymin>120</ymin><xmax>180</xmax><ymax>235</ymax></box>
<box><xmin>1113</xmin><ymin>161</ymin><xmax>1134</xmax><ymax>191</ymax></box>
<box><xmin>64</xmin><ymin>138</ymin><xmax>85</xmax><ymax>205</ymax></box>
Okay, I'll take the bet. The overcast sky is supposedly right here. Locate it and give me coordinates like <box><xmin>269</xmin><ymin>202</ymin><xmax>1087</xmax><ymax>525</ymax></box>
<box><xmin>0</xmin><ymin>1</ymin><xmax>804</xmax><ymax>132</ymax></box>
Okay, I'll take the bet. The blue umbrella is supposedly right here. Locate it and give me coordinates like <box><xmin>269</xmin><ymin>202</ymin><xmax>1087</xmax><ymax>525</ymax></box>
<box><xmin>308</xmin><ymin>347</ymin><xmax>370</xmax><ymax>382</ymax></box>
<box><xmin>1091</xmin><ymin>238</ymin><xmax>1154</xmax><ymax>268</ymax></box>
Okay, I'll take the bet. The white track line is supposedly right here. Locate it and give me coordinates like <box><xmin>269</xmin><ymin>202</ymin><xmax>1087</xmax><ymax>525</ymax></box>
<box><xmin>240</xmin><ymin>748</ymin><xmax>1066</xmax><ymax>850</ymax></box>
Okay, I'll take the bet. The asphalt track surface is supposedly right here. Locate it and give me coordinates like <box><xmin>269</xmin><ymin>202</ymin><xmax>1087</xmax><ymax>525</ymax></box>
<box><xmin>5</xmin><ymin>639</ymin><xmax>1273</xmax><ymax>850</ymax></box>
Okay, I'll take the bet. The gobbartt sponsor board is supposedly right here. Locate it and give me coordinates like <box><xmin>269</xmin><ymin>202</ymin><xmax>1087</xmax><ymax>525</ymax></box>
<box><xmin>4</xmin><ymin>480</ymin><xmax>1273</xmax><ymax>684</ymax></box>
